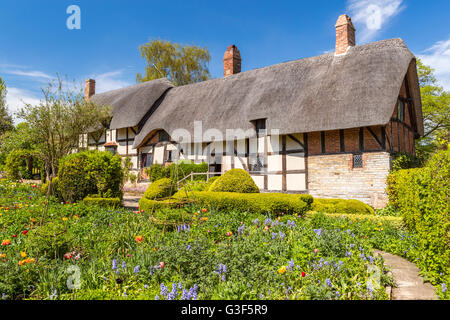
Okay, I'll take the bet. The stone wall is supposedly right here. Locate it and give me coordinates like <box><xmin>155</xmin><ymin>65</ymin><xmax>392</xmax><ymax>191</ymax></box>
<box><xmin>307</xmin><ymin>152</ymin><xmax>391</xmax><ymax>208</ymax></box>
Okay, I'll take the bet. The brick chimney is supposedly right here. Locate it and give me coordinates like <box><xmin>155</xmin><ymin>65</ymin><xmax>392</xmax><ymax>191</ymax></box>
<box><xmin>335</xmin><ymin>14</ymin><xmax>355</xmax><ymax>55</ymax></box>
<box><xmin>223</xmin><ymin>45</ymin><xmax>241</xmax><ymax>77</ymax></box>
<box><xmin>85</xmin><ymin>79</ymin><xmax>96</xmax><ymax>101</ymax></box>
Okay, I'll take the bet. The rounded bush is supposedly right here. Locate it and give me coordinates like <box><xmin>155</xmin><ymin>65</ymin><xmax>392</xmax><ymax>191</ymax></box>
<box><xmin>209</xmin><ymin>169</ymin><xmax>259</xmax><ymax>193</ymax></box>
<box><xmin>311</xmin><ymin>198</ymin><xmax>374</xmax><ymax>215</ymax></box>
<box><xmin>58</xmin><ymin>150</ymin><xmax>124</xmax><ymax>202</ymax></box>
<box><xmin>143</xmin><ymin>178</ymin><xmax>174</xmax><ymax>200</ymax></box>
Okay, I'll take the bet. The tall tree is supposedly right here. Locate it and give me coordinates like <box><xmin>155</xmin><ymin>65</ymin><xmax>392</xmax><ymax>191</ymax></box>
<box><xmin>415</xmin><ymin>59</ymin><xmax>450</xmax><ymax>160</ymax></box>
<box><xmin>0</xmin><ymin>76</ymin><xmax>13</xmax><ymax>136</ymax></box>
<box><xmin>136</xmin><ymin>40</ymin><xmax>211</xmax><ymax>86</ymax></box>
<box><xmin>18</xmin><ymin>77</ymin><xmax>111</xmax><ymax>180</ymax></box>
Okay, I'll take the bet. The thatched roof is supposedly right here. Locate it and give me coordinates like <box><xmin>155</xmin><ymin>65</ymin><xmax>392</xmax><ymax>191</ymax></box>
<box><xmin>90</xmin><ymin>78</ymin><xmax>173</xmax><ymax>130</ymax></box>
<box><xmin>130</xmin><ymin>38</ymin><xmax>423</xmax><ymax>148</ymax></box>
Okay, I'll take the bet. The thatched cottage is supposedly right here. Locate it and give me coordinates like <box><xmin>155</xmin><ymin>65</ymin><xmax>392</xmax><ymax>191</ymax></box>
<box><xmin>81</xmin><ymin>14</ymin><xmax>423</xmax><ymax>208</ymax></box>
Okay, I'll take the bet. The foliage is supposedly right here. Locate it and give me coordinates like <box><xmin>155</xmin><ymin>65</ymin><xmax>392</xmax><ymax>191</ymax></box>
<box><xmin>122</xmin><ymin>157</ymin><xmax>134</xmax><ymax>183</ymax></box>
<box><xmin>209</xmin><ymin>169</ymin><xmax>259</xmax><ymax>193</ymax></box>
<box><xmin>2</xmin><ymin>180</ymin><xmax>449</xmax><ymax>300</ymax></box>
<box><xmin>143</xmin><ymin>178</ymin><xmax>175</xmax><ymax>200</ymax></box>
<box><xmin>175</xmin><ymin>191</ymin><xmax>310</xmax><ymax>217</ymax></box>
<box><xmin>391</xmin><ymin>152</ymin><xmax>422</xmax><ymax>171</ymax></box>
<box><xmin>17</xmin><ymin>76</ymin><xmax>111</xmax><ymax>180</ymax></box>
<box><xmin>386</xmin><ymin>148</ymin><xmax>449</xmax><ymax>284</ymax></box>
<box><xmin>58</xmin><ymin>150</ymin><xmax>124</xmax><ymax>202</ymax></box>
<box><xmin>40</xmin><ymin>177</ymin><xmax>62</xmax><ymax>200</ymax></box>
<box><xmin>136</xmin><ymin>39</ymin><xmax>211</xmax><ymax>86</ymax></box>
<box><xmin>4</xmin><ymin>149</ymin><xmax>33</xmax><ymax>180</ymax></box>
<box><xmin>145</xmin><ymin>161</ymin><xmax>208</xmax><ymax>183</ymax></box>
<box><xmin>0</xmin><ymin>76</ymin><xmax>13</xmax><ymax>136</ymax></box>
<box><xmin>311</xmin><ymin>199</ymin><xmax>375</xmax><ymax>215</ymax></box>
<box><xmin>83</xmin><ymin>196</ymin><xmax>121</xmax><ymax>209</ymax></box>
<box><xmin>415</xmin><ymin>59</ymin><xmax>450</xmax><ymax>162</ymax></box>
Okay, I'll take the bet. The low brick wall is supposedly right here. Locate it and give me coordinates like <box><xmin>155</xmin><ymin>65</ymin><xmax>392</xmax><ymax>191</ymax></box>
<box><xmin>307</xmin><ymin>152</ymin><xmax>391</xmax><ymax>208</ymax></box>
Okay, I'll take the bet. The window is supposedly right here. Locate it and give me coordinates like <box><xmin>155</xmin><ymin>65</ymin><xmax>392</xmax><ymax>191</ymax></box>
<box><xmin>141</xmin><ymin>153</ymin><xmax>153</xmax><ymax>168</ymax></box>
<box><xmin>165</xmin><ymin>150</ymin><xmax>173</xmax><ymax>163</ymax></box>
<box><xmin>353</xmin><ymin>154</ymin><xmax>363</xmax><ymax>168</ymax></box>
<box><xmin>249</xmin><ymin>155</ymin><xmax>265</xmax><ymax>172</ymax></box>
<box><xmin>105</xmin><ymin>146</ymin><xmax>117</xmax><ymax>155</ymax></box>
<box><xmin>159</xmin><ymin>130</ymin><xmax>169</xmax><ymax>142</ymax></box>
<box><xmin>397</xmin><ymin>99</ymin><xmax>405</xmax><ymax>122</ymax></box>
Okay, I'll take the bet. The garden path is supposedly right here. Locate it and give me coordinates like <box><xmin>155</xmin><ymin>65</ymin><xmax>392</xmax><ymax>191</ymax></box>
<box><xmin>373</xmin><ymin>249</ymin><xmax>437</xmax><ymax>300</ymax></box>
<box><xmin>122</xmin><ymin>193</ymin><xmax>141</xmax><ymax>211</ymax></box>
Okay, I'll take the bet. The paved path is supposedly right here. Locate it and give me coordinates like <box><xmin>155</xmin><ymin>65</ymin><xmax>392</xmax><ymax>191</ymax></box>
<box><xmin>122</xmin><ymin>194</ymin><xmax>142</xmax><ymax>211</ymax></box>
<box><xmin>374</xmin><ymin>249</ymin><xmax>438</xmax><ymax>300</ymax></box>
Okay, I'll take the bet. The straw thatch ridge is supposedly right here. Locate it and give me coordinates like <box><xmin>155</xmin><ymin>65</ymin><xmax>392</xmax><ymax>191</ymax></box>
<box><xmin>90</xmin><ymin>78</ymin><xmax>174</xmax><ymax>130</ymax></box>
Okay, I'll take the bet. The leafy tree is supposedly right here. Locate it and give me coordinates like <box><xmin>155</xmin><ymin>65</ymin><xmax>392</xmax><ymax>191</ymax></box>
<box><xmin>0</xmin><ymin>76</ymin><xmax>13</xmax><ymax>136</ymax></box>
<box><xmin>136</xmin><ymin>39</ymin><xmax>211</xmax><ymax>86</ymax></box>
<box><xmin>415</xmin><ymin>59</ymin><xmax>450</xmax><ymax>161</ymax></box>
<box><xmin>17</xmin><ymin>76</ymin><xmax>111</xmax><ymax>181</ymax></box>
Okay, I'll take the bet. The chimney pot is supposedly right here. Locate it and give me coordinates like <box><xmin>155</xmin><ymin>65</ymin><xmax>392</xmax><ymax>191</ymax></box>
<box><xmin>85</xmin><ymin>79</ymin><xmax>96</xmax><ymax>101</ymax></box>
<box><xmin>335</xmin><ymin>14</ymin><xmax>356</xmax><ymax>55</ymax></box>
<box><xmin>223</xmin><ymin>45</ymin><xmax>241</xmax><ymax>77</ymax></box>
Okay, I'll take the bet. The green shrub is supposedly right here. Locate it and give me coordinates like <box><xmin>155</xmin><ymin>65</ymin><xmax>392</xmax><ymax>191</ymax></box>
<box><xmin>82</xmin><ymin>196</ymin><xmax>121</xmax><ymax>208</ymax></box>
<box><xmin>40</xmin><ymin>177</ymin><xmax>61</xmax><ymax>200</ymax></box>
<box><xmin>176</xmin><ymin>191</ymin><xmax>310</xmax><ymax>217</ymax></box>
<box><xmin>391</xmin><ymin>152</ymin><xmax>422</xmax><ymax>171</ymax></box>
<box><xmin>209</xmin><ymin>169</ymin><xmax>259</xmax><ymax>193</ymax></box>
<box><xmin>143</xmin><ymin>178</ymin><xmax>175</xmax><ymax>200</ymax></box>
<box><xmin>145</xmin><ymin>164</ymin><xmax>169</xmax><ymax>182</ymax></box>
<box><xmin>311</xmin><ymin>198</ymin><xmax>375</xmax><ymax>215</ymax></box>
<box><xmin>4</xmin><ymin>149</ymin><xmax>33</xmax><ymax>180</ymax></box>
<box><xmin>58</xmin><ymin>150</ymin><xmax>124</xmax><ymax>202</ymax></box>
<box><xmin>299</xmin><ymin>194</ymin><xmax>314</xmax><ymax>206</ymax></box>
<box><xmin>386</xmin><ymin>148</ymin><xmax>449</xmax><ymax>284</ymax></box>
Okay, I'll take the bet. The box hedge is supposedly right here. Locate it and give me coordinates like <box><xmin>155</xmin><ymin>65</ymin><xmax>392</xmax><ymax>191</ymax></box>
<box><xmin>311</xmin><ymin>198</ymin><xmax>375</xmax><ymax>215</ymax></box>
<box><xmin>83</xmin><ymin>196</ymin><xmax>121</xmax><ymax>208</ymax></box>
<box><xmin>175</xmin><ymin>191</ymin><xmax>310</xmax><ymax>217</ymax></box>
<box><xmin>209</xmin><ymin>168</ymin><xmax>259</xmax><ymax>193</ymax></box>
<box><xmin>143</xmin><ymin>178</ymin><xmax>175</xmax><ymax>200</ymax></box>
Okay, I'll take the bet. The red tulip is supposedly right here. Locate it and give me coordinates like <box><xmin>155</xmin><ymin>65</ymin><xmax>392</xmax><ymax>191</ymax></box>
<box><xmin>12</xmin><ymin>234</ymin><xmax>17</xmax><ymax>238</ymax></box>
<box><xmin>22</xmin><ymin>230</ymin><xmax>28</xmax><ymax>235</ymax></box>
<box><xmin>159</xmin><ymin>261</ymin><xmax>165</xmax><ymax>269</ymax></box>
<box><xmin>301</xmin><ymin>272</ymin><xmax>306</xmax><ymax>277</ymax></box>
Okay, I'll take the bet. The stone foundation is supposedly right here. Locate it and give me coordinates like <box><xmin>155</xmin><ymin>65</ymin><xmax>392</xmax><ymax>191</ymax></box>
<box><xmin>307</xmin><ymin>152</ymin><xmax>391</xmax><ymax>208</ymax></box>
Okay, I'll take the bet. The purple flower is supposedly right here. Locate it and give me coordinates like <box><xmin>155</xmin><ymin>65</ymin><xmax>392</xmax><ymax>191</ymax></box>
<box><xmin>186</xmin><ymin>244</ymin><xmax>191</xmax><ymax>251</ymax></box>
<box><xmin>325</xmin><ymin>278</ymin><xmax>332</xmax><ymax>288</ymax></box>
<box><xmin>144</xmin><ymin>285</ymin><xmax>148</xmax><ymax>289</ymax></box>
<box><xmin>112</xmin><ymin>259</ymin><xmax>117</xmax><ymax>270</ymax></box>
<box><xmin>181</xmin><ymin>289</ymin><xmax>189</xmax><ymax>300</ymax></box>
<box><xmin>134</xmin><ymin>265</ymin><xmax>140</xmax><ymax>273</ymax></box>
<box><xmin>160</xmin><ymin>283</ymin><xmax>168</xmax><ymax>297</ymax></box>
<box><xmin>122</xmin><ymin>261</ymin><xmax>126</xmax><ymax>269</ymax></box>
<box><xmin>149</xmin><ymin>267</ymin><xmax>154</xmax><ymax>275</ymax></box>
<box><xmin>442</xmin><ymin>283</ymin><xmax>447</xmax><ymax>293</ymax></box>
<box><xmin>221</xmin><ymin>275</ymin><xmax>226</xmax><ymax>281</ymax></box>
<box><xmin>313</xmin><ymin>229</ymin><xmax>322</xmax><ymax>236</ymax></box>
<box><xmin>288</xmin><ymin>259</ymin><xmax>294</xmax><ymax>270</ymax></box>
<box><xmin>155</xmin><ymin>295</ymin><xmax>159</xmax><ymax>300</ymax></box>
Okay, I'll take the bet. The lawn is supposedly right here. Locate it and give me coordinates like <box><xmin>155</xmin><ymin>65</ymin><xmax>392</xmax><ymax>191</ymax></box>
<box><xmin>0</xmin><ymin>179</ymin><xmax>444</xmax><ymax>300</ymax></box>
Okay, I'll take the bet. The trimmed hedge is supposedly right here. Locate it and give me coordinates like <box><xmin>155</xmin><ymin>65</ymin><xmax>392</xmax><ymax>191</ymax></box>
<box><xmin>138</xmin><ymin>197</ymin><xmax>194</xmax><ymax>212</ymax></box>
<box><xmin>387</xmin><ymin>148</ymin><xmax>449</xmax><ymax>284</ymax></box>
<box><xmin>83</xmin><ymin>196</ymin><xmax>121</xmax><ymax>208</ymax></box>
<box><xmin>311</xmin><ymin>198</ymin><xmax>375</xmax><ymax>215</ymax></box>
<box><xmin>305</xmin><ymin>212</ymin><xmax>404</xmax><ymax>227</ymax></box>
<box><xmin>209</xmin><ymin>169</ymin><xmax>259</xmax><ymax>193</ymax></box>
<box><xmin>143</xmin><ymin>178</ymin><xmax>175</xmax><ymax>200</ymax></box>
<box><xmin>175</xmin><ymin>191</ymin><xmax>311</xmax><ymax>217</ymax></box>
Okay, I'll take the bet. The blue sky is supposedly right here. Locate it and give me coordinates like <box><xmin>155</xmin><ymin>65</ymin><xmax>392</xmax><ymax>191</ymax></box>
<box><xmin>1</xmin><ymin>0</ymin><xmax>449</xmax><ymax>120</ymax></box>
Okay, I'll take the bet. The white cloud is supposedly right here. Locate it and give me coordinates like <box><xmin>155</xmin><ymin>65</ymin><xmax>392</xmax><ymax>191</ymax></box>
<box><xmin>347</xmin><ymin>0</ymin><xmax>405</xmax><ymax>43</ymax></box>
<box><xmin>5</xmin><ymin>87</ymin><xmax>41</xmax><ymax>122</ymax></box>
<box><xmin>91</xmin><ymin>70</ymin><xmax>133</xmax><ymax>94</ymax></box>
<box><xmin>418</xmin><ymin>37</ymin><xmax>450</xmax><ymax>90</ymax></box>
<box><xmin>5</xmin><ymin>69</ymin><xmax>52</xmax><ymax>80</ymax></box>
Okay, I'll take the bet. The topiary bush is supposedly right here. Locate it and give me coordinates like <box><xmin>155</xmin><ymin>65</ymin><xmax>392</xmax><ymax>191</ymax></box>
<box><xmin>143</xmin><ymin>178</ymin><xmax>175</xmax><ymax>200</ymax></box>
<box><xmin>209</xmin><ymin>169</ymin><xmax>259</xmax><ymax>193</ymax></box>
<box><xmin>4</xmin><ymin>149</ymin><xmax>33</xmax><ymax>180</ymax></box>
<box><xmin>58</xmin><ymin>150</ymin><xmax>124</xmax><ymax>203</ymax></box>
<box><xmin>311</xmin><ymin>198</ymin><xmax>375</xmax><ymax>215</ymax></box>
